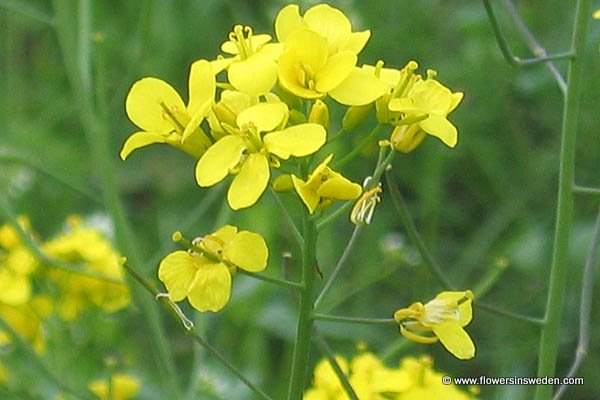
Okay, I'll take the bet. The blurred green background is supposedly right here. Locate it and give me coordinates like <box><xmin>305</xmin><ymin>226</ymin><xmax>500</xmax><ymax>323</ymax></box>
<box><xmin>1</xmin><ymin>0</ymin><xmax>599</xmax><ymax>399</ymax></box>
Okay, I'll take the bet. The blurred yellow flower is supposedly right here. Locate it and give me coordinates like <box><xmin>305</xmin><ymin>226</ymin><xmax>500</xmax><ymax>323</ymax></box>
<box><xmin>88</xmin><ymin>373</ymin><xmax>141</xmax><ymax>400</ymax></box>
<box><xmin>292</xmin><ymin>154</ymin><xmax>362</xmax><ymax>214</ymax></box>
<box><xmin>42</xmin><ymin>217</ymin><xmax>130</xmax><ymax>320</ymax></box>
<box><xmin>593</xmin><ymin>9</ymin><xmax>600</xmax><ymax>19</ymax></box>
<box><xmin>158</xmin><ymin>225</ymin><xmax>268</xmax><ymax>312</ymax></box>
<box><xmin>0</xmin><ymin>295</ymin><xmax>52</xmax><ymax>354</ymax></box>
<box><xmin>275</xmin><ymin>4</ymin><xmax>387</xmax><ymax>105</ymax></box>
<box><xmin>0</xmin><ymin>218</ymin><xmax>38</xmax><ymax>306</ymax></box>
<box><xmin>120</xmin><ymin>59</ymin><xmax>215</xmax><ymax>160</ymax></box>
<box><xmin>394</xmin><ymin>290</ymin><xmax>475</xmax><ymax>360</ymax></box>
<box><xmin>195</xmin><ymin>102</ymin><xmax>326</xmax><ymax>210</ymax></box>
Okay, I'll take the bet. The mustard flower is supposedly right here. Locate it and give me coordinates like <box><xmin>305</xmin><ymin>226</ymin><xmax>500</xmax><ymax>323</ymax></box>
<box><xmin>594</xmin><ymin>9</ymin><xmax>600</xmax><ymax>19</ymax></box>
<box><xmin>120</xmin><ymin>59</ymin><xmax>215</xmax><ymax>160</ymax></box>
<box><xmin>0</xmin><ymin>218</ymin><xmax>38</xmax><ymax>306</ymax></box>
<box><xmin>158</xmin><ymin>225</ymin><xmax>268</xmax><ymax>312</ymax></box>
<box><xmin>42</xmin><ymin>217</ymin><xmax>130</xmax><ymax>320</ymax></box>
<box><xmin>291</xmin><ymin>154</ymin><xmax>362</xmax><ymax>214</ymax></box>
<box><xmin>88</xmin><ymin>373</ymin><xmax>141</xmax><ymax>400</ymax></box>
<box><xmin>275</xmin><ymin>4</ymin><xmax>387</xmax><ymax>106</ymax></box>
<box><xmin>196</xmin><ymin>102</ymin><xmax>326</xmax><ymax>210</ymax></box>
<box><xmin>0</xmin><ymin>295</ymin><xmax>52</xmax><ymax>354</ymax></box>
<box><xmin>213</xmin><ymin>25</ymin><xmax>283</xmax><ymax>96</ymax></box>
<box><xmin>388</xmin><ymin>70</ymin><xmax>463</xmax><ymax>150</ymax></box>
<box><xmin>394</xmin><ymin>290</ymin><xmax>475</xmax><ymax>360</ymax></box>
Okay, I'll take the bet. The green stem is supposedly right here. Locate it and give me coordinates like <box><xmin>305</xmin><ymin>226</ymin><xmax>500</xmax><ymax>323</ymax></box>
<box><xmin>269</xmin><ymin>187</ymin><xmax>304</xmax><ymax>249</ymax></box>
<box><xmin>313</xmin><ymin>331</ymin><xmax>359</xmax><ymax>400</ymax></box>
<box><xmin>313</xmin><ymin>313</ymin><xmax>395</xmax><ymax>326</ymax></box>
<box><xmin>287</xmin><ymin>215</ymin><xmax>318</xmax><ymax>400</ymax></box>
<box><xmin>385</xmin><ymin>169</ymin><xmax>453</xmax><ymax>290</ymax></box>
<box><xmin>472</xmin><ymin>258</ymin><xmax>509</xmax><ymax>298</ymax></box>
<box><xmin>236</xmin><ymin>269</ymin><xmax>302</xmax><ymax>290</ymax></box>
<box><xmin>552</xmin><ymin>205</ymin><xmax>600</xmax><ymax>400</ymax></box>
<box><xmin>316</xmin><ymin>201</ymin><xmax>354</xmax><ymax>231</ymax></box>
<box><xmin>52</xmin><ymin>1</ymin><xmax>179</xmax><ymax>397</ymax></box>
<box><xmin>333</xmin><ymin>124</ymin><xmax>384</xmax><ymax>168</ymax></box>
<box><xmin>477</xmin><ymin>302</ymin><xmax>544</xmax><ymax>325</ymax></box>
<box><xmin>534</xmin><ymin>1</ymin><xmax>592</xmax><ymax>398</ymax></box>
<box><xmin>573</xmin><ymin>185</ymin><xmax>600</xmax><ymax>196</ymax></box>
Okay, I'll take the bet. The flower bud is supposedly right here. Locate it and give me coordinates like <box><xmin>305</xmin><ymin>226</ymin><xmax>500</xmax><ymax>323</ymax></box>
<box><xmin>272</xmin><ymin>174</ymin><xmax>294</xmax><ymax>192</ymax></box>
<box><xmin>390</xmin><ymin>124</ymin><xmax>426</xmax><ymax>153</ymax></box>
<box><xmin>308</xmin><ymin>99</ymin><xmax>330</xmax><ymax>129</ymax></box>
<box><xmin>342</xmin><ymin>104</ymin><xmax>371</xmax><ymax>130</ymax></box>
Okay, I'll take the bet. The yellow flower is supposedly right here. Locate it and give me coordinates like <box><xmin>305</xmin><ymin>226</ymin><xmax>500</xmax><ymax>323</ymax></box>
<box><xmin>88</xmin><ymin>373</ymin><xmax>141</xmax><ymax>400</ymax></box>
<box><xmin>291</xmin><ymin>154</ymin><xmax>362</xmax><ymax>214</ymax></box>
<box><xmin>275</xmin><ymin>4</ymin><xmax>387</xmax><ymax>106</ymax></box>
<box><xmin>120</xmin><ymin>59</ymin><xmax>215</xmax><ymax>160</ymax></box>
<box><xmin>0</xmin><ymin>218</ymin><xmax>38</xmax><ymax>306</ymax></box>
<box><xmin>388</xmin><ymin>71</ymin><xmax>463</xmax><ymax>150</ymax></box>
<box><xmin>158</xmin><ymin>225</ymin><xmax>268</xmax><ymax>312</ymax></box>
<box><xmin>594</xmin><ymin>9</ymin><xmax>600</xmax><ymax>19</ymax></box>
<box><xmin>393</xmin><ymin>290</ymin><xmax>475</xmax><ymax>360</ymax></box>
<box><xmin>0</xmin><ymin>295</ymin><xmax>52</xmax><ymax>354</ymax></box>
<box><xmin>42</xmin><ymin>217</ymin><xmax>130</xmax><ymax>320</ymax></box>
<box><xmin>213</xmin><ymin>25</ymin><xmax>283</xmax><ymax>96</ymax></box>
<box><xmin>196</xmin><ymin>102</ymin><xmax>326</xmax><ymax>210</ymax></box>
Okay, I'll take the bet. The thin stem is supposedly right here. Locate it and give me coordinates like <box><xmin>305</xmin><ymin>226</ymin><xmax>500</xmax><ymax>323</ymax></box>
<box><xmin>385</xmin><ymin>169</ymin><xmax>453</xmax><ymax>290</ymax></box>
<box><xmin>313</xmin><ymin>313</ymin><xmax>396</xmax><ymax>326</ymax></box>
<box><xmin>482</xmin><ymin>0</ymin><xmax>574</xmax><ymax>70</ymax></box>
<box><xmin>313</xmin><ymin>225</ymin><xmax>363</xmax><ymax>309</ymax></box>
<box><xmin>314</xmin><ymin>330</ymin><xmax>359</xmax><ymax>400</ymax></box>
<box><xmin>553</xmin><ymin>205</ymin><xmax>600</xmax><ymax>400</ymax></box>
<box><xmin>52</xmin><ymin>1</ymin><xmax>179</xmax><ymax>397</ymax></box>
<box><xmin>269</xmin><ymin>187</ymin><xmax>304</xmax><ymax>249</ymax></box>
<box><xmin>472</xmin><ymin>258</ymin><xmax>509</xmax><ymax>298</ymax></box>
<box><xmin>316</xmin><ymin>201</ymin><xmax>354</xmax><ymax>231</ymax></box>
<box><xmin>500</xmin><ymin>0</ymin><xmax>568</xmax><ymax>93</ymax></box>
<box><xmin>573</xmin><ymin>185</ymin><xmax>600</xmax><ymax>196</ymax></box>
<box><xmin>333</xmin><ymin>124</ymin><xmax>384</xmax><ymax>169</ymax></box>
<box><xmin>236</xmin><ymin>269</ymin><xmax>302</xmax><ymax>290</ymax></box>
<box><xmin>534</xmin><ymin>0</ymin><xmax>592</xmax><ymax>398</ymax></box>
<box><xmin>287</xmin><ymin>215</ymin><xmax>318</xmax><ymax>400</ymax></box>
<box><xmin>477</xmin><ymin>302</ymin><xmax>544</xmax><ymax>325</ymax></box>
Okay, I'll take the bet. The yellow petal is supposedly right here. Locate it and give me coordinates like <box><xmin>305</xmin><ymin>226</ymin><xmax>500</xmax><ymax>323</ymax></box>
<box><xmin>419</xmin><ymin>114</ymin><xmax>458</xmax><ymax>147</ymax></box>
<box><xmin>304</xmin><ymin>4</ymin><xmax>351</xmax><ymax>45</ymax></box>
<box><xmin>158</xmin><ymin>251</ymin><xmax>200</xmax><ymax>302</ymax></box>
<box><xmin>236</xmin><ymin>103</ymin><xmax>288</xmax><ymax>132</ymax></box>
<box><xmin>227</xmin><ymin>153</ymin><xmax>270</xmax><ymax>210</ymax></box>
<box><xmin>263</xmin><ymin>123</ymin><xmax>326</xmax><ymax>159</ymax></box>
<box><xmin>210</xmin><ymin>57</ymin><xmax>234</xmax><ymax>74</ymax></box>
<box><xmin>292</xmin><ymin>175</ymin><xmax>319</xmax><ymax>214</ymax></box>
<box><xmin>125</xmin><ymin>77</ymin><xmax>186</xmax><ymax>133</ymax></box>
<box><xmin>275</xmin><ymin>4</ymin><xmax>306</xmax><ymax>42</ymax></box>
<box><xmin>120</xmin><ymin>131</ymin><xmax>167</xmax><ymax>160</ymax></box>
<box><xmin>228</xmin><ymin>54</ymin><xmax>278</xmax><ymax>96</ymax></box>
<box><xmin>224</xmin><ymin>231</ymin><xmax>268</xmax><ymax>272</ymax></box>
<box><xmin>341</xmin><ymin>30</ymin><xmax>371</xmax><ymax>54</ymax></box>
<box><xmin>0</xmin><ymin>270</ymin><xmax>31</xmax><ymax>306</ymax></box>
<box><xmin>433</xmin><ymin>322</ymin><xmax>475</xmax><ymax>360</ymax></box>
<box><xmin>212</xmin><ymin>225</ymin><xmax>238</xmax><ymax>244</ymax></box>
<box><xmin>195</xmin><ymin>135</ymin><xmax>245</xmax><ymax>187</ymax></box>
<box><xmin>278</xmin><ymin>49</ymin><xmax>323</xmax><ymax>99</ymax></box>
<box><xmin>328</xmin><ymin>68</ymin><xmax>389</xmax><ymax>106</ymax></box>
<box><xmin>187</xmin><ymin>262</ymin><xmax>231</xmax><ymax>312</ymax></box>
<box><xmin>314</xmin><ymin>51</ymin><xmax>357</xmax><ymax>93</ymax></box>
<box><xmin>187</xmin><ymin>59</ymin><xmax>215</xmax><ymax>117</ymax></box>
<box><xmin>317</xmin><ymin>177</ymin><xmax>362</xmax><ymax>200</ymax></box>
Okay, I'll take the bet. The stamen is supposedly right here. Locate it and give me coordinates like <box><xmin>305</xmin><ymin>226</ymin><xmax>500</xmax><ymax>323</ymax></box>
<box><xmin>160</xmin><ymin>102</ymin><xmax>186</xmax><ymax>133</ymax></box>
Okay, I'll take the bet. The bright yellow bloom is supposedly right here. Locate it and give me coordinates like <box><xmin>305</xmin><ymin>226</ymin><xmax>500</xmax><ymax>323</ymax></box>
<box><xmin>594</xmin><ymin>9</ymin><xmax>600</xmax><ymax>19</ymax></box>
<box><xmin>120</xmin><ymin>59</ymin><xmax>215</xmax><ymax>160</ymax></box>
<box><xmin>275</xmin><ymin>4</ymin><xmax>387</xmax><ymax>105</ymax></box>
<box><xmin>196</xmin><ymin>102</ymin><xmax>326</xmax><ymax>210</ymax></box>
<box><xmin>394</xmin><ymin>291</ymin><xmax>475</xmax><ymax>360</ymax></box>
<box><xmin>388</xmin><ymin>71</ymin><xmax>463</xmax><ymax>150</ymax></box>
<box><xmin>42</xmin><ymin>217</ymin><xmax>130</xmax><ymax>320</ymax></box>
<box><xmin>0</xmin><ymin>218</ymin><xmax>38</xmax><ymax>306</ymax></box>
<box><xmin>213</xmin><ymin>25</ymin><xmax>283</xmax><ymax>96</ymax></box>
<box><xmin>291</xmin><ymin>154</ymin><xmax>362</xmax><ymax>214</ymax></box>
<box><xmin>88</xmin><ymin>373</ymin><xmax>141</xmax><ymax>400</ymax></box>
<box><xmin>158</xmin><ymin>225</ymin><xmax>268</xmax><ymax>312</ymax></box>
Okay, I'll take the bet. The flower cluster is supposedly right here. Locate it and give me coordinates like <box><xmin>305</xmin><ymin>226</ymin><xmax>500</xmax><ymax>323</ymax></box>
<box><xmin>305</xmin><ymin>351</ymin><xmax>477</xmax><ymax>399</ymax></box>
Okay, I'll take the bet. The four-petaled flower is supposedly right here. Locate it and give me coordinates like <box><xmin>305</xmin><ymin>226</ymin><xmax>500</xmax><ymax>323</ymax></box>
<box><xmin>158</xmin><ymin>225</ymin><xmax>268</xmax><ymax>312</ymax></box>
<box><xmin>195</xmin><ymin>102</ymin><xmax>326</xmax><ymax>210</ymax></box>
<box><xmin>291</xmin><ymin>154</ymin><xmax>362</xmax><ymax>214</ymax></box>
<box><xmin>393</xmin><ymin>290</ymin><xmax>475</xmax><ymax>360</ymax></box>
<box><xmin>120</xmin><ymin>59</ymin><xmax>215</xmax><ymax>160</ymax></box>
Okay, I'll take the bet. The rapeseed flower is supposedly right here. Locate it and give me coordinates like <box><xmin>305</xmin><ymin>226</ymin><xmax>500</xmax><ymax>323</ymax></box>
<box><xmin>291</xmin><ymin>154</ymin><xmax>362</xmax><ymax>214</ymax></box>
<box><xmin>195</xmin><ymin>101</ymin><xmax>326</xmax><ymax>210</ymax></box>
<box><xmin>158</xmin><ymin>225</ymin><xmax>268</xmax><ymax>312</ymax></box>
<box><xmin>88</xmin><ymin>373</ymin><xmax>141</xmax><ymax>400</ymax></box>
<box><xmin>394</xmin><ymin>290</ymin><xmax>475</xmax><ymax>360</ymax></box>
<box><xmin>0</xmin><ymin>295</ymin><xmax>52</xmax><ymax>354</ymax></box>
<box><xmin>120</xmin><ymin>59</ymin><xmax>215</xmax><ymax>160</ymax></box>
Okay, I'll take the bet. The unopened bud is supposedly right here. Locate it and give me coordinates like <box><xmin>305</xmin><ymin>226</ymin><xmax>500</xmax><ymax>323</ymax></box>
<box><xmin>390</xmin><ymin>124</ymin><xmax>426</xmax><ymax>153</ymax></box>
<box><xmin>308</xmin><ymin>99</ymin><xmax>330</xmax><ymax>129</ymax></box>
<box><xmin>272</xmin><ymin>174</ymin><xmax>294</xmax><ymax>192</ymax></box>
<box><xmin>342</xmin><ymin>104</ymin><xmax>372</xmax><ymax>130</ymax></box>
